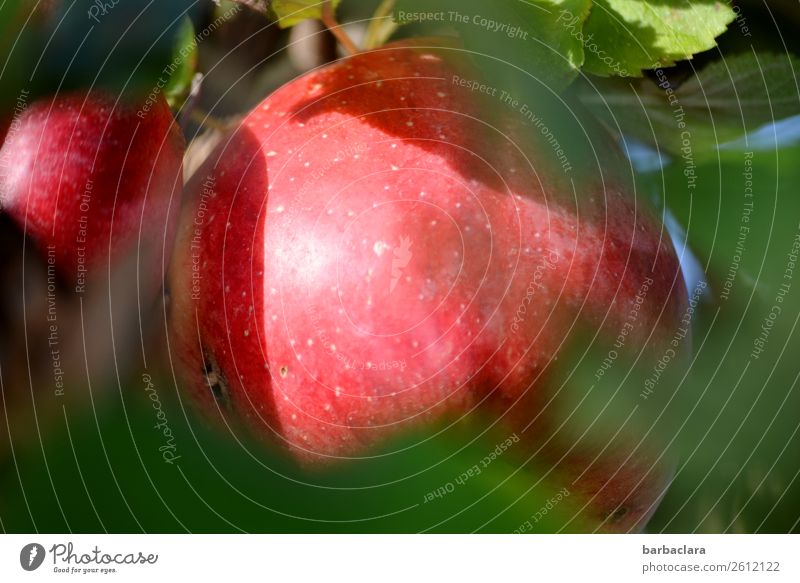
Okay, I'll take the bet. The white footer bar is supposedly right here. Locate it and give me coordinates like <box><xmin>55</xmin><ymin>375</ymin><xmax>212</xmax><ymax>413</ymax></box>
<box><xmin>0</xmin><ymin>534</ymin><xmax>796</xmax><ymax>582</ymax></box>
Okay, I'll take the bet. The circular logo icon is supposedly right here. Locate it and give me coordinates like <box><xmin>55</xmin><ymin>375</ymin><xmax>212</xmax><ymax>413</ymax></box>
<box><xmin>20</xmin><ymin>543</ymin><xmax>46</xmax><ymax>571</ymax></box>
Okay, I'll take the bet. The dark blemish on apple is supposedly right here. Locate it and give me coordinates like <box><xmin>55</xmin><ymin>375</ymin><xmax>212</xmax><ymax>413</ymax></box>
<box><xmin>280</xmin><ymin>365</ymin><xmax>289</xmax><ymax>378</ymax></box>
<box><xmin>202</xmin><ymin>353</ymin><xmax>230</xmax><ymax>411</ymax></box>
<box><xmin>162</xmin><ymin>283</ymin><xmax>171</xmax><ymax>312</ymax></box>
<box><xmin>609</xmin><ymin>506</ymin><xmax>628</xmax><ymax>523</ymax></box>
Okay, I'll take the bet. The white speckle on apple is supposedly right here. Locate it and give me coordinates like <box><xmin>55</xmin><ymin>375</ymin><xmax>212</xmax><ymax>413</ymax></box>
<box><xmin>373</xmin><ymin>241</ymin><xmax>389</xmax><ymax>256</ymax></box>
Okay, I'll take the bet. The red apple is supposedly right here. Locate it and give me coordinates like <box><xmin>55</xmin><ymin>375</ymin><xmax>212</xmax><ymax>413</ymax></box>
<box><xmin>0</xmin><ymin>89</ymin><xmax>184</xmax><ymax>289</ymax></box>
<box><xmin>0</xmin><ymin>90</ymin><xmax>183</xmax><ymax>459</ymax></box>
<box><xmin>168</xmin><ymin>41</ymin><xmax>687</xmax><ymax>531</ymax></box>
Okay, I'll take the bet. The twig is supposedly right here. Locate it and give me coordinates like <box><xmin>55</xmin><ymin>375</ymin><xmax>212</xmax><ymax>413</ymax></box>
<box><xmin>321</xmin><ymin>0</ymin><xmax>359</xmax><ymax>55</ymax></box>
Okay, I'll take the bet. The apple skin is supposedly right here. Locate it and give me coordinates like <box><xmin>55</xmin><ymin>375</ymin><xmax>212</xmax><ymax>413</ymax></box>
<box><xmin>169</xmin><ymin>41</ymin><xmax>687</xmax><ymax>531</ymax></box>
<box><xmin>0</xmin><ymin>90</ymin><xmax>184</xmax><ymax>286</ymax></box>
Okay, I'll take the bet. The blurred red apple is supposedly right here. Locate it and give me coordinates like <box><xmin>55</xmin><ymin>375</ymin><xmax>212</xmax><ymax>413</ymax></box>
<box><xmin>0</xmin><ymin>90</ymin><xmax>183</xmax><ymax>457</ymax></box>
<box><xmin>0</xmin><ymin>89</ymin><xmax>183</xmax><ymax>290</ymax></box>
<box><xmin>168</xmin><ymin>41</ymin><xmax>687</xmax><ymax>531</ymax></box>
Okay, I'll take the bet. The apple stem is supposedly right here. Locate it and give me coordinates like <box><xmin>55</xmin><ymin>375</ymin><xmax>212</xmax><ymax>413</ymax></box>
<box><xmin>321</xmin><ymin>0</ymin><xmax>360</xmax><ymax>56</ymax></box>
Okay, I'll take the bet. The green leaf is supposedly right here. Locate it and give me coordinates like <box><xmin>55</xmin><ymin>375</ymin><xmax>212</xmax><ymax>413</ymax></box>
<box><xmin>270</xmin><ymin>0</ymin><xmax>342</xmax><ymax>28</ymax></box>
<box><xmin>578</xmin><ymin>52</ymin><xmax>800</xmax><ymax>157</ymax></box>
<box><xmin>164</xmin><ymin>17</ymin><xmax>199</xmax><ymax>109</ymax></box>
<box><xmin>0</xmin><ymin>385</ymin><xmax>587</xmax><ymax>532</ymax></box>
<box><xmin>677</xmin><ymin>52</ymin><xmax>800</xmax><ymax>129</ymax></box>
<box><xmin>581</xmin><ymin>0</ymin><xmax>736</xmax><ymax>76</ymax></box>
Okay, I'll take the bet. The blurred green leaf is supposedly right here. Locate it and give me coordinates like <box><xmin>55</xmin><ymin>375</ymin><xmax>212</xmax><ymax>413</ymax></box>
<box><xmin>0</xmin><ymin>0</ymin><xmax>21</xmax><ymax>40</ymax></box>
<box><xmin>396</xmin><ymin>0</ymin><xmax>592</xmax><ymax>91</ymax></box>
<box><xmin>0</xmin><ymin>0</ymin><xmax>201</xmax><ymax>100</ymax></box>
<box><xmin>0</xmin><ymin>377</ymin><xmax>586</xmax><ymax>533</ymax></box>
<box><xmin>0</xmin><ymin>0</ymin><xmax>31</xmax><ymax>108</ymax></box>
<box><xmin>646</xmin><ymin>147</ymin><xmax>800</xmax><ymax>531</ymax></box>
<box><xmin>579</xmin><ymin>52</ymin><xmax>800</xmax><ymax>157</ymax></box>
